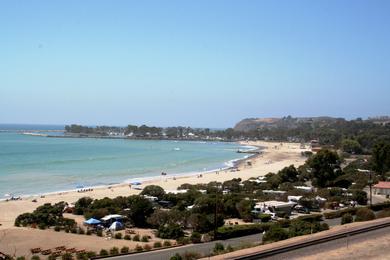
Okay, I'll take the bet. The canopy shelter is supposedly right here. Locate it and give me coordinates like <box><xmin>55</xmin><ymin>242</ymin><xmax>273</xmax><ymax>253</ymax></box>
<box><xmin>84</xmin><ymin>218</ymin><xmax>101</xmax><ymax>225</ymax></box>
<box><xmin>109</xmin><ymin>221</ymin><xmax>124</xmax><ymax>231</ymax></box>
<box><xmin>101</xmin><ymin>214</ymin><xmax>124</xmax><ymax>222</ymax></box>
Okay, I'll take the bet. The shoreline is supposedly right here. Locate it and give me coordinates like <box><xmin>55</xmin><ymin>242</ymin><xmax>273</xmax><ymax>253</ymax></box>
<box><xmin>0</xmin><ymin>141</ymin><xmax>259</xmax><ymax>201</ymax></box>
<box><xmin>0</xmin><ymin>141</ymin><xmax>308</xmax><ymax>231</ymax></box>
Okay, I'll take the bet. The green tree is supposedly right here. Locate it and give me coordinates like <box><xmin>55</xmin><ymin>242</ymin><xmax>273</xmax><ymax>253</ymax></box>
<box><xmin>341</xmin><ymin>139</ymin><xmax>362</xmax><ymax>154</ymax></box>
<box><xmin>307</xmin><ymin>149</ymin><xmax>343</xmax><ymax>187</ymax></box>
<box><xmin>140</xmin><ymin>185</ymin><xmax>165</xmax><ymax>200</ymax></box>
<box><xmin>371</xmin><ymin>141</ymin><xmax>390</xmax><ymax>177</ymax></box>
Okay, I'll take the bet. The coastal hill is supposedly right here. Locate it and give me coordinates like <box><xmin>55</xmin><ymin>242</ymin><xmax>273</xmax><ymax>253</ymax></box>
<box><xmin>233</xmin><ymin>116</ymin><xmax>345</xmax><ymax>132</ymax></box>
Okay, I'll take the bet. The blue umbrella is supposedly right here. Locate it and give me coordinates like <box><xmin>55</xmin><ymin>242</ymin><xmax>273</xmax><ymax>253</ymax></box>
<box><xmin>84</xmin><ymin>218</ymin><xmax>101</xmax><ymax>225</ymax></box>
<box><xmin>130</xmin><ymin>181</ymin><xmax>142</xmax><ymax>185</ymax></box>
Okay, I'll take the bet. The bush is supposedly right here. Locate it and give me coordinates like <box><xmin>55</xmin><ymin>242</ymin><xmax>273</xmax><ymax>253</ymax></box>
<box><xmin>370</xmin><ymin>202</ymin><xmax>390</xmax><ymax>211</ymax></box>
<box><xmin>31</xmin><ymin>256</ymin><xmax>40</xmax><ymax>260</ymax></box>
<box><xmin>355</xmin><ymin>208</ymin><xmax>376</xmax><ymax>222</ymax></box>
<box><xmin>70</xmin><ymin>227</ymin><xmax>77</xmax><ymax>234</ymax></box>
<box><xmin>213</xmin><ymin>242</ymin><xmax>225</xmax><ymax>253</ymax></box>
<box><xmin>295</xmin><ymin>214</ymin><xmax>323</xmax><ymax>223</ymax></box>
<box><xmin>124</xmin><ymin>234</ymin><xmax>131</xmax><ymax>240</ymax></box>
<box><xmin>86</xmin><ymin>252</ymin><xmax>96</xmax><ymax>258</ymax></box>
<box><xmin>133</xmin><ymin>234</ymin><xmax>140</xmax><ymax>241</ymax></box>
<box><xmin>114</xmin><ymin>233</ymin><xmax>122</xmax><ymax>239</ymax></box>
<box><xmin>341</xmin><ymin>213</ymin><xmax>354</xmax><ymax>225</ymax></box>
<box><xmin>86</xmin><ymin>230</ymin><xmax>92</xmax><ymax>235</ymax></box>
<box><xmin>259</xmin><ymin>214</ymin><xmax>272</xmax><ymax>223</ymax></box>
<box><xmin>64</xmin><ymin>228</ymin><xmax>70</xmax><ymax>233</ymax></box>
<box><xmin>48</xmin><ymin>256</ymin><xmax>56</xmax><ymax>260</ymax></box>
<box><xmin>78</xmin><ymin>228</ymin><xmax>85</xmax><ymax>235</ymax></box>
<box><xmin>16</xmin><ymin>257</ymin><xmax>26</xmax><ymax>260</ymax></box>
<box><xmin>216</xmin><ymin>224</ymin><xmax>271</xmax><ymax>240</ymax></box>
<box><xmin>170</xmin><ymin>254</ymin><xmax>182</xmax><ymax>260</ymax></box>
<box><xmin>141</xmin><ymin>235</ymin><xmax>149</xmax><ymax>242</ymax></box>
<box><xmin>226</xmin><ymin>244</ymin><xmax>234</xmax><ymax>252</ymax></box>
<box><xmin>96</xmin><ymin>229</ymin><xmax>103</xmax><ymax>237</ymax></box>
<box><xmin>163</xmin><ymin>240</ymin><xmax>172</xmax><ymax>247</ymax></box>
<box><xmin>38</xmin><ymin>223</ymin><xmax>46</xmax><ymax>230</ymax></box>
<box><xmin>62</xmin><ymin>254</ymin><xmax>73</xmax><ymax>260</ymax></box>
<box><xmin>153</xmin><ymin>241</ymin><xmax>162</xmax><ymax>248</ymax></box>
<box><xmin>157</xmin><ymin>224</ymin><xmax>184</xmax><ymax>239</ymax></box>
<box><xmin>109</xmin><ymin>247</ymin><xmax>119</xmax><ymax>255</ymax></box>
<box><xmin>76</xmin><ymin>252</ymin><xmax>87</xmax><ymax>260</ymax></box>
<box><xmin>99</xmin><ymin>249</ymin><xmax>108</xmax><ymax>256</ymax></box>
<box><xmin>324</xmin><ymin>208</ymin><xmax>358</xmax><ymax>219</ymax></box>
<box><xmin>135</xmin><ymin>244</ymin><xmax>143</xmax><ymax>252</ymax></box>
<box><xmin>177</xmin><ymin>237</ymin><xmax>191</xmax><ymax>245</ymax></box>
<box><xmin>263</xmin><ymin>225</ymin><xmax>289</xmax><ymax>243</ymax></box>
<box><xmin>143</xmin><ymin>244</ymin><xmax>152</xmax><ymax>251</ymax></box>
<box><xmin>120</xmin><ymin>246</ymin><xmax>129</xmax><ymax>254</ymax></box>
<box><xmin>377</xmin><ymin>208</ymin><xmax>390</xmax><ymax>218</ymax></box>
<box><xmin>54</xmin><ymin>226</ymin><xmax>61</xmax><ymax>232</ymax></box>
<box><xmin>289</xmin><ymin>221</ymin><xmax>328</xmax><ymax>237</ymax></box>
<box><xmin>190</xmin><ymin>232</ymin><xmax>202</xmax><ymax>243</ymax></box>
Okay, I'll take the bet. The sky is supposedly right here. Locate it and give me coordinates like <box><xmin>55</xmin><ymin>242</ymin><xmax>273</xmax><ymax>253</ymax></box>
<box><xmin>1</xmin><ymin>1</ymin><xmax>389</xmax><ymax>128</ymax></box>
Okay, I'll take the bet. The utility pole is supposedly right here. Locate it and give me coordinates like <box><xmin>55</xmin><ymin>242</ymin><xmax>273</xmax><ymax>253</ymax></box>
<box><xmin>358</xmin><ymin>169</ymin><xmax>373</xmax><ymax>206</ymax></box>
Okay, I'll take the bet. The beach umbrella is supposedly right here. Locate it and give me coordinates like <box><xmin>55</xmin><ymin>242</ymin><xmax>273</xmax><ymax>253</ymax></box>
<box><xmin>84</xmin><ymin>218</ymin><xmax>101</xmax><ymax>225</ymax></box>
<box><xmin>109</xmin><ymin>221</ymin><xmax>124</xmax><ymax>231</ymax></box>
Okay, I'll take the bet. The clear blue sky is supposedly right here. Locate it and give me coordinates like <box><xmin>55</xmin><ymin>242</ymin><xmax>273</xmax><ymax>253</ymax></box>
<box><xmin>1</xmin><ymin>1</ymin><xmax>389</xmax><ymax>128</ymax></box>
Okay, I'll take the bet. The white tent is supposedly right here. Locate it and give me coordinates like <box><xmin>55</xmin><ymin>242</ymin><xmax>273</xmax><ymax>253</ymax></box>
<box><xmin>109</xmin><ymin>221</ymin><xmax>124</xmax><ymax>231</ymax></box>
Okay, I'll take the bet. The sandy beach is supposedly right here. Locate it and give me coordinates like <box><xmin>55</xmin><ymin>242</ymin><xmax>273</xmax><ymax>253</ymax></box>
<box><xmin>0</xmin><ymin>141</ymin><xmax>308</xmax><ymax>256</ymax></box>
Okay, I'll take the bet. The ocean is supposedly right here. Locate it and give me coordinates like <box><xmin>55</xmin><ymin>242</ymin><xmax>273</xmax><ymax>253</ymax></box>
<box><xmin>0</xmin><ymin>124</ymin><xmax>254</xmax><ymax>198</ymax></box>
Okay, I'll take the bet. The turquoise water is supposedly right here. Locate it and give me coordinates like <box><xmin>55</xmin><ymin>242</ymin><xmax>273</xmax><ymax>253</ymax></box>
<box><xmin>0</xmin><ymin>131</ymin><xmax>253</xmax><ymax>198</ymax></box>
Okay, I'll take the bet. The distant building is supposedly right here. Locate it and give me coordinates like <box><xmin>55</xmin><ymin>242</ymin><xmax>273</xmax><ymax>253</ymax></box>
<box><xmin>374</xmin><ymin>182</ymin><xmax>390</xmax><ymax>196</ymax></box>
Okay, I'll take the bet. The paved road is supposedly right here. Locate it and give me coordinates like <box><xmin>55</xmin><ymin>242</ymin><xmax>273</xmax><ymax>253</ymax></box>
<box><xmin>108</xmin><ymin>233</ymin><xmax>263</xmax><ymax>260</ymax></box>
<box><xmin>106</xmin><ymin>217</ymin><xmax>343</xmax><ymax>260</ymax></box>
<box><xmin>262</xmin><ymin>225</ymin><xmax>390</xmax><ymax>259</ymax></box>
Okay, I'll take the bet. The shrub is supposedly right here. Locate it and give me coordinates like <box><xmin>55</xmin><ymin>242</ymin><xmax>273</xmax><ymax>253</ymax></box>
<box><xmin>120</xmin><ymin>246</ymin><xmax>129</xmax><ymax>254</ymax></box>
<box><xmin>163</xmin><ymin>240</ymin><xmax>172</xmax><ymax>247</ymax></box>
<box><xmin>96</xmin><ymin>229</ymin><xmax>103</xmax><ymax>237</ymax></box>
<box><xmin>31</xmin><ymin>256</ymin><xmax>40</xmax><ymax>260</ymax></box>
<box><xmin>321</xmin><ymin>223</ymin><xmax>329</xmax><ymax>231</ymax></box>
<box><xmin>99</xmin><ymin>249</ymin><xmax>108</xmax><ymax>256</ymax></box>
<box><xmin>76</xmin><ymin>252</ymin><xmax>88</xmax><ymax>260</ymax></box>
<box><xmin>53</xmin><ymin>226</ymin><xmax>61</xmax><ymax>232</ymax></box>
<box><xmin>259</xmin><ymin>214</ymin><xmax>272</xmax><ymax>223</ymax></box>
<box><xmin>86</xmin><ymin>252</ymin><xmax>96</xmax><ymax>258</ymax></box>
<box><xmin>109</xmin><ymin>247</ymin><xmax>119</xmax><ymax>255</ymax></box>
<box><xmin>213</xmin><ymin>242</ymin><xmax>224</xmax><ymax>253</ymax></box>
<box><xmin>70</xmin><ymin>227</ymin><xmax>77</xmax><ymax>234</ymax></box>
<box><xmin>124</xmin><ymin>234</ymin><xmax>131</xmax><ymax>240</ymax></box>
<box><xmin>355</xmin><ymin>208</ymin><xmax>376</xmax><ymax>222</ymax></box>
<box><xmin>16</xmin><ymin>257</ymin><xmax>26</xmax><ymax>260</ymax></box>
<box><xmin>133</xmin><ymin>234</ymin><xmax>140</xmax><ymax>241</ymax></box>
<box><xmin>226</xmin><ymin>244</ymin><xmax>234</xmax><ymax>252</ymax></box>
<box><xmin>135</xmin><ymin>244</ymin><xmax>143</xmax><ymax>252</ymax></box>
<box><xmin>263</xmin><ymin>225</ymin><xmax>289</xmax><ymax>243</ymax></box>
<box><xmin>324</xmin><ymin>208</ymin><xmax>358</xmax><ymax>219</ymax></box>
<box><xmin>47</xmin><ymin>255</ymin><xmax>57</xmax><ymax>260</ymax></box>
<box><xmin>86</xmin><ymin>230</ymin><xmax>92</xmax><ymax>235</ymax></box>
<box><xmin>170</xmin><ymin>254</ymin><xmax>182</xmax><ymax>260</ymax></box>
<box><xmin>190</xmin><ymin>232</ymin><xmax>202</xmax><ymax>243</ymax></box>
<box><xmin>38</xmin><ymin>223</ymin><xmax>46</xmax><ymax>230</ymax></box>
<box><xmin>370</xmin><ymin>202</ymin><xmax>390</xmax><ymax>211</ymax></box>
<box><xmin>78</xmin><ymin>228</ymin><xmax>85</xmax><ymax>235</ymax></box>
<box><xmin>295</xmin><ymin>214</ymin><xmax>323</xmax><ymax>223</ymax></box>
<box><xmin>157</xmin><ymin>224</ymin><xmax>184</xmax><ymax>239</ymax></box>
<box><xmin>177</xmin><ymin>237</ymin><xmax>191</xmax><ymax>245</ymax></box>
<box><xmin>141</xmin><ymin>235</ymin><xmax>149</xmax><ymax>242</ymax></box>
<box><xmin>216</xmin><ymin>223</ymin><xmax>271</xmax><ymax>240</ymax></box>
<box><xmin>143</xmin><ymin>244</ymin><xmax>152</xmax><ymax>251</ymax></box>
<box><xmin>62</xmin><ymin>253</ymin><xmax>73</xmax><ymax>260</ymax></box>
<box><xmin>341</xmin><ymin>213</ymin><xmax>354</xmax><ymax>225</ymax></box>
<box><xmin>377</xmin><ymin>208</ymin><xmax>390</xmax><ymax>218</ymax></box>
<box><xmin>114</xmin><ymin>233</ymin><xmax>122</xmax><ymax>239</ymax></box>
<box><xmin>153</xmin><ymin>241</ymin><xmax>162</xmax><ymax>248</ymax></box>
